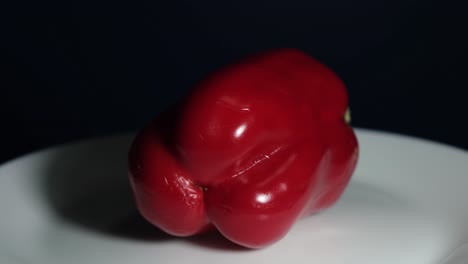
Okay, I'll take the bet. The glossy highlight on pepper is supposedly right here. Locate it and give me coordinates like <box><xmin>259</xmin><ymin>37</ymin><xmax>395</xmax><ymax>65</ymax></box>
<box><xmin>128</xmin><ymin>48</ymin><xmax>359</xmax><ymax>248</ymax></box>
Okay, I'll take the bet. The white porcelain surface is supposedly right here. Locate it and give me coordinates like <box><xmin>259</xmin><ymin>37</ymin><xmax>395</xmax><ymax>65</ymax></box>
<box><xmin>1</xmin><ymin>129</ymin><xmax>467</xmax><ymax>264</ymax></box>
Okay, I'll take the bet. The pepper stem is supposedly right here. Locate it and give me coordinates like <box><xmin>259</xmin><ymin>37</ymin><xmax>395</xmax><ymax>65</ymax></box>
<box><xmin>344</xmin><ymin>108</ymin><xmax>351</xmax><ymax>124</ymax></box>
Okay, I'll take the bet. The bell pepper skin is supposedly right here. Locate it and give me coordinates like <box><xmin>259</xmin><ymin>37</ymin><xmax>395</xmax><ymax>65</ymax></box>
<box><xmin>128</xmin><ymin>49</ymin><xmax>359</xmax><ymax>248</ymax></box>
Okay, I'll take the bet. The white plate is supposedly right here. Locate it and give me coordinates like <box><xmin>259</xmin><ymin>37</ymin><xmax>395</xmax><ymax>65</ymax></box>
<box><xmin>1</xmin><ymin>129</ymin><xmax>468</xmax><ymax>264</ymax></box>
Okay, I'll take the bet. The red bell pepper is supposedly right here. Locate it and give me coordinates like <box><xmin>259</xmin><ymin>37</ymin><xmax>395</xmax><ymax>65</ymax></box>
<box><xmin>128</xmin><ymin>48</ymin><xmax>359</xmax><ymax>248</ymax></box>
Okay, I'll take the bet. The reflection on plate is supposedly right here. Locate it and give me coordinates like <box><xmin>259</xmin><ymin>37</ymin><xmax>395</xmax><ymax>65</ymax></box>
<box><xmin>1</xmin><ymin>129</ymin><xmax>467</xmax><ymax>264</ymax></box>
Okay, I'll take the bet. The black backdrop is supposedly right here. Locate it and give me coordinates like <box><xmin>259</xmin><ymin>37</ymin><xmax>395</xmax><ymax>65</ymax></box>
<box><xmin>1</xmin><ymin>1</ymin><xmax>467</xmax><ymax>163</ymax></box>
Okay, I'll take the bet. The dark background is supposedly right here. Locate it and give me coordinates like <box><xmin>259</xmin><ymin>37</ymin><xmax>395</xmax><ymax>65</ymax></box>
<box><xmin>1</xmin><ymin>1</ymin><xmax>467</xmax><ymax>164</ymax></box>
